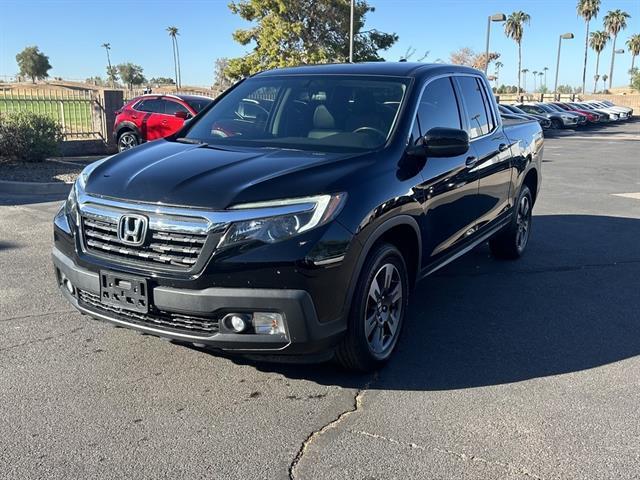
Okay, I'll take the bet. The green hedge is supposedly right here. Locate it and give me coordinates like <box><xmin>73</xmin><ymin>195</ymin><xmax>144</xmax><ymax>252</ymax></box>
<box><xmin>0</xmin><ymin>111</ymin><xmax>63</xmax><ymax>162</ymax></box>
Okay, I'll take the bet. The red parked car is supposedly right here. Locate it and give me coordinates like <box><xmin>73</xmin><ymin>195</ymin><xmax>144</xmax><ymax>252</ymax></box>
<box><xmin>114</xmin><ymin>94</ymin><xmax>213</xmax><ymax>152</ymax></box>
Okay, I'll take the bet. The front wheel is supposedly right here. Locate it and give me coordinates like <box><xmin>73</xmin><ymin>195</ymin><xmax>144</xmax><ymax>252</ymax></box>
<box><xmin>489</xmin><ymin>185</ymin><xmax>533</xmax><ymax>260</ymax></box>
<box><xmin>335</xmin><ymin>243</ymin><xmax>409</xmax><ymax>372</ymax></box>
<box><xmin>550</xmin><ymin>118</ymin><xmax>563</xmax><ymax>130</ymax></box>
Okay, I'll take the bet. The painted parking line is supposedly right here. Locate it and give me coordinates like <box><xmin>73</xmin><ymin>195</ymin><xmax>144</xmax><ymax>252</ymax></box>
<box><xmin>612</xmin><ymin>192</ymin><xmax>640</xmax><ymax>200</ymax></box>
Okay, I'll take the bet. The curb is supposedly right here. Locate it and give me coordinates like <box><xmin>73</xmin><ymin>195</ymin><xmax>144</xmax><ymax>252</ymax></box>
<box><xmin>0</xmin><ymin>179</ymin><xmax>72</xmax><ymax>195</ymax></box>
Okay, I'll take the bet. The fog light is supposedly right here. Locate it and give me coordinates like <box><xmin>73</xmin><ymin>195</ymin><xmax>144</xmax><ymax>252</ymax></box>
<box><xmin>61</xmin><ymin>273</ymin><xmax>75</xmax><ymax>295</ymax></box>
<box><xmin>253</xmin><ymin>312</ymin><xmax>285</xmax><ymax>335</ymax></box>
<box><xmin>224</xmin><ymin>314</ymin><xmax>251</xmax><ymax>333</ymax></box>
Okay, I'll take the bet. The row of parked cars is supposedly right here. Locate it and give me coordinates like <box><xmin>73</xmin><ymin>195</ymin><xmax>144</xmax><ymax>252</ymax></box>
<box><xmin>499</xmin><ymin>100</ymin><xmax>634</xmax><ymax>130</ymax></box>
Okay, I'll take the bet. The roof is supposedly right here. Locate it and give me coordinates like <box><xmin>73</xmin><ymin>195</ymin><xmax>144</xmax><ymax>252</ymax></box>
<box><xmin>175</xmin><ymin>94</ymin><xmax>215</xmax><ymax>102</ymax></box>
<box><xmin>254</xmin><ymin>62</ymin><xmax>482</xmax><ymax>79</ymax></box>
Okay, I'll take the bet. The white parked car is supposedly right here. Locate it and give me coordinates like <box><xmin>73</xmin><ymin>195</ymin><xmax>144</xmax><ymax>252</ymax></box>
<box><xmin>585</xmin><ymin>101</ymin><xmax>632</xmax><ymax>120</ymax></box>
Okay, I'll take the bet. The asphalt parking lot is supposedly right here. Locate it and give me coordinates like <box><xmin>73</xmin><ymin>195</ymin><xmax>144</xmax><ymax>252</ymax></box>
<box><xmin>1</xmin><ymin>120</ymin><xmax>639</xmax><ymax>479</ymax></box>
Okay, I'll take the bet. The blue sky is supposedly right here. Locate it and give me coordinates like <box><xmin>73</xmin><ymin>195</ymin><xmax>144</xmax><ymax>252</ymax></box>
<box><xmin>1</xmin><ymin>0</ymin><xmax>638</xmax><ymax>88</ymax></box>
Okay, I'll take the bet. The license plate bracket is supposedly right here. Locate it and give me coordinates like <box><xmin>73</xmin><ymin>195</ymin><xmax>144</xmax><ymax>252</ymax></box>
<box><xmin>100</xmin><ymin>271</ymin><xmax>149</xmax><ymax>313</ymax></box>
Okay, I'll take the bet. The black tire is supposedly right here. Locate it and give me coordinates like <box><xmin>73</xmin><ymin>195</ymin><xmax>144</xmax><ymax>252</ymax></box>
<box><xmin>335</xmin><ymin>243</ymin><xmax>409</xmax><ymax>372</ymax></box>
<box><xmin>489</xmin><ymin>185</ymin><xmax>533</xmax><ymax>260</ymax></box>
<box><xmin>117</xmin><ymin>130</ymin><xmax>140</xmax><ymax>152</ymax></box>
<box><xmin>550</xmin><ymin>118</ymin><xmax>563</xmax><ymax>130</ymax></box>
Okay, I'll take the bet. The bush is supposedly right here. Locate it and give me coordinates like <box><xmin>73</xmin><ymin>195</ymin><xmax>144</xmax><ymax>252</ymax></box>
<box><xmin>0</xmin><ymin>111</ymin><xmax>62</xmax><ymax>162</ymax></box>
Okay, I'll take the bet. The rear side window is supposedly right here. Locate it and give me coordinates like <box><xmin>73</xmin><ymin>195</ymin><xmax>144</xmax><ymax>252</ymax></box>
<box><xmin>135</xmin><ymin>98</ymin><xmax>164</xmax><ymax>113</ymax></box>
<box><xmin>416</xmin><ymin>77</ymin><xmax>461</xmax><ymax>135</ymax></box>
<box><xmin>165</xmin><ymin>100</ymin><xmax>189</xmax><ymax>115</ymax></box>
<box><xmin>456</xmin><ymin>76</ymin><xmax>490</xmax><ymax>139</ymax></box>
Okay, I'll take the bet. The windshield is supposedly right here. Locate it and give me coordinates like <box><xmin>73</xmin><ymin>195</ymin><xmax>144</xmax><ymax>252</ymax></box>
<box><xmin>508</xmin><ymin>105</ymin><xmax>527</xmax><ymax>115</ymax></box>
<box><xmin>536</xmin><ymin>104</ymin><xmax>555</xmax><ymax>113</ymax></box>
<box><xmin>183</xmin><ymin>75</ymin><xmax>409</xmax><ymax>152</ymax></box>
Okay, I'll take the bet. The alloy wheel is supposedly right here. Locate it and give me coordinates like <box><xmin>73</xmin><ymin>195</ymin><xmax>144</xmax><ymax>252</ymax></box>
<box><xmin>118</xmin><ymin>133</ymin><xmax>137</xmax><ymax>152</ymax></box>
<box><xmin>364</xmin><ymin>263</ymin><xmax>403</xmax><ymax>357</ymax></box>
<box><xmin>515</xmin><ymin>195</ymin><xmax>531</xmax><ymax>252</ymax></box>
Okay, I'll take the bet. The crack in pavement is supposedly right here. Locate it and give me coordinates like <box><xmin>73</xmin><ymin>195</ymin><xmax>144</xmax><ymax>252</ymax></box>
<box><xmin>288</xmin><ymin>372</ymin><xmax>378</xmax><ymax>479</ymax></box>
<box><xmin>0</xmin><ymin>326</ymin><xmax>83</xmax><ymax>353</ymax></box>
<box><xmin>351</xmin><ymin>429</ymin><xmax>544</xmax><ymax>479</ymax></box>
<box><xmin>0</xmin><ymin>310</ymin><xmax>75</xmax><ymax>323</ymax></box>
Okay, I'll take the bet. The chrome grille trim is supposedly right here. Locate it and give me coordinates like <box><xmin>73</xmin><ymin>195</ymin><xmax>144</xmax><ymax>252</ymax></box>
<box><xmin>77</xmin><ymin>191</ymin><xmax>317</xmax><ymax>235</ymax></box>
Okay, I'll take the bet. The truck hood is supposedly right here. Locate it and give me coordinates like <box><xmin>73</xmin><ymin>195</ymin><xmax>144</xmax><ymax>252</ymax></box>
<box><xmin>84</xmin><ymin>140</ymin><xmax>371</xmax><ymax>209</ymax></box>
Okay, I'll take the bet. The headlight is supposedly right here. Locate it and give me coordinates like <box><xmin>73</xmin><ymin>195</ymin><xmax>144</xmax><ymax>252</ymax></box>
<box><xmin>219</xmin><ymin>193</ymin><xmax>346</xmax><ymax>247</ymax></box>
<box><xmin>64</xmin><ymin>183</ymin><xmax>80</xmax><ymax>226</ymax></box>
<box><xmin>65</xmin><ymin>156</ymin><xmax>111</xmax><ymax>225</ymax></box>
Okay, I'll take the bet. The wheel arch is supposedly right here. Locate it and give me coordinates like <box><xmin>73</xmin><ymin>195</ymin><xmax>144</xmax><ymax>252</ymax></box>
<box><xmin>115</xmin><ymin>121</ymin><xmax>141</xmax><ymax>139</ymax></box>
<box><xmin>342</xmin><ymin>215</ymin><xmax>422</xmax><ymax>319</ymax></box>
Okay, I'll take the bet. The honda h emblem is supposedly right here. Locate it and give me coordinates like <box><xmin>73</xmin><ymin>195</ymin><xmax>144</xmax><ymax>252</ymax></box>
<box><xmin>117</xmin><ymin>214</ymin><xmax>148</xmax><ymax>246</ymax></box>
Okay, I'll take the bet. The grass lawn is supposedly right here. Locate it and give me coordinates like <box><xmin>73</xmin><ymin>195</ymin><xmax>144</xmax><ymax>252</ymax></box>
<box><xmin>0</xmin><ymin>94</ymin><xmax>95</xmax><ymax>136</ymax></box>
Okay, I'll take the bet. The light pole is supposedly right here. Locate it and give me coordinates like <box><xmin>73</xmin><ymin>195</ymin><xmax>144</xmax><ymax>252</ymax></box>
<box><xmin>609</xmin><ymin>49</ymin><xmax>625</xmax><ymax>89</ymax></box>
<box><xmin>349</xmin><ymin>0</ymin><xmax>354</xmax><ymax>63</ymax></box>
<box><xmin>484</xmin><ymin>13</ymin><xmax>506</xmax><ymax>74</ymax></box>
<box><xmin>554</xmin><ymin>33</ymin><xmax>574</xmax><ymax>97</ymax></box>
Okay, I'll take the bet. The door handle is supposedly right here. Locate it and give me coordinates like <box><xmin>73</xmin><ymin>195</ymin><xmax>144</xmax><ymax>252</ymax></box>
<box><xmin>498</xmin><ymin>143</ymin><xmax>509</xmax><ymax>152</ymax></box>
<box><xmin>465</xmin><ymin>156</ymin><xmax>478</xmax><ymax>167</ymax></box>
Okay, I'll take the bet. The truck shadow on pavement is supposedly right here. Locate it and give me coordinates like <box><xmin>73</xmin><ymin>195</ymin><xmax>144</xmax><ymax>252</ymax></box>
<box><xmin>226</xmin><ymin>214</ymin><xmax>640</xmax><ymax>390</ymax></box>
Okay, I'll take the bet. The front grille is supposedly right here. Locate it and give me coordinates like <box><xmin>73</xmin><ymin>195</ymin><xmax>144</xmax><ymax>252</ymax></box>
<box><xmin>81</xmin><ymin>216</ymin><xmax>207</xmax><ymax>270</ymax></box>
<box><xmin>78</xmin><ymin>289</ymin><xmax>219</xmax><ymax>337</ymax></box>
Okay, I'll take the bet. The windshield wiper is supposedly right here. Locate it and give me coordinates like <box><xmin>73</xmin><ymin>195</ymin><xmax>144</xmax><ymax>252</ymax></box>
<box><xmin>175</xmin><ymin>137</ymin><xmax>233</xmax><ymax>152</ymax></box>
<box><xmin>175</xmin><ymin>137</ymin><xmax>206</xmax><ymax>145</ymax></box>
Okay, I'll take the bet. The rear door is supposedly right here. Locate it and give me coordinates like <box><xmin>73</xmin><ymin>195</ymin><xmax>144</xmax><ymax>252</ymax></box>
<box><xmin>164</xmin><ymin>99</ymin><xmax>192</xmax><ymax>135</ymax></box>
<box><xmin>415</xmin><ymin>76</ymin><xmax>481</xmax><ymax>263</ymax></box>
<box><xmin>454</xmin><ymin>75</ymin><xmax>513</xmax><ymax>232</ymax></box>
<box><xmin>135</xmin><ymin>98</ymin><xmax>165</xmax><ymax>140</ymax></box>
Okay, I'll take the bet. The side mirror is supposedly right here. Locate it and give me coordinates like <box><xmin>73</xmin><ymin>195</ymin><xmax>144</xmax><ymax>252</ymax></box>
<box><xmin>406</xmin><ymin>127</ymin><xmax>470</xmax><ymax>158</ymax></box>
<box><xmin>423</xmin><ymin>127</ymin><xmax>469</xmax><ymax>157</ymax></box>
<box><xmin>175</xmin><ymin>110</ymin><xmax>192</xmax><ymax>120</ymax></box>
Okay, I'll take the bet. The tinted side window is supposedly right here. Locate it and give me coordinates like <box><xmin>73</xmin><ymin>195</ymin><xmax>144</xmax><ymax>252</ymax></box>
<box><xmin>477</xmin><ymin>80</ymin><xmax>496</xmax><ymax>130</ymax></box>
<box><xmin>456</xmin><ymin>76</ymin><xmax>490</xmax><ymax>138</ymax></box>
<box><xmin>165</xmin><ymin>100</ymin><xmax>189</xmax><ymax>115</ymax></box>
<box><xmin>135</xmin><ymin>98</ymin><xmax>164</xmax><ymax>113</ymax></box>
<box><xmin>416</xmin><ymin>77</ymin><xmax>461</xmax><ymax>135</ymax></box>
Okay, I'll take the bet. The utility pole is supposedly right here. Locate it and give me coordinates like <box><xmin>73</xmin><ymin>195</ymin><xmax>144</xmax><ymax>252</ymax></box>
<box><xmin>349</xmin><ymin>0</ymin><xmax>354</xmax><ymax>63</ymax></box>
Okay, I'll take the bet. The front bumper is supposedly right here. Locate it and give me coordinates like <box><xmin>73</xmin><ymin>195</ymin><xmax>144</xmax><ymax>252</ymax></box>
<box><xmin>52</xmin><ymin>247</ymin><xmax>346</xmax><ymax>355</ymax></box>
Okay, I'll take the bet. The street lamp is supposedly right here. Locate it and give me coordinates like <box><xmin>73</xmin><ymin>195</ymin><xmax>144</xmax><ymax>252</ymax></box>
<box><xmin>608</xmin><ymin>49</ymin><xmax>625</xmax><ymax>89</ymax></box>
<box><xmin>553</xmin><ymin>33</ymin><xmax>574</xmax><ymax>97</ymax></box>
<box><xmin>484</xmin><ymin>13</ymin><xmax>506</xmax><ymax>74</ymax></box>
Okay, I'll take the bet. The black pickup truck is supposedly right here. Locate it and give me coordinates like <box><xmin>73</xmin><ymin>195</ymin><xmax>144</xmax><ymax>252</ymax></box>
<box><xmin>53</xmin><ymin>63</ymin><xmax>543</xmax><ymax>371</ymax></box>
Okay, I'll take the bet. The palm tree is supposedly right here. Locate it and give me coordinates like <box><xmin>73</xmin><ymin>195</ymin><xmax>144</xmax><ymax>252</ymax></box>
<box><xmin>101</xmin><ymin>43</ymin><xmax>113</xmax><ymax>87</ymax></box>
<box><xmin>538</xmin><ymin>71</ymin><xmax>544</xmax><ymax>91</ymax></box>
<box><xmin>504</xmin><ymin>11</ymin><xmax>531</xmax><ymax>94</ymax></box>
<box><xmin>532</xmin><ymin>70</ymin><xmax>538</xmax><ymax>91</ymax></box>
<box><xmin>603</xmin><ymin>9</ymin><xmax>630</xmax><ymax>89</ymax></box>
<box><xmin>627</xmin><ymin>34</ymin><xmax>640</xmax><ymax>73</ymax></box>
<box><xmin>494</xmin><ymin>61</ymin><xmax>504</xmax><ymax>80</ymax></box>
<box><xmin>577</xmin><ymin>0</ymin><xmax>601</xmax><ymax>96</ymax></box>
<box><xmin>602</xmin><ymin>73</ymin><xmax>608</xmax><ymax>90</ymax></box>
<box><xmin>167</xmin><ymin>26</ymin><xmax>181</xmax><ymax>89</ymax></box>
<box><xmin>543</xmin><ymin>66</ymin><xmax>549</xmax><ymax>86</ymax></box>
<box><xmin>521</xmin><ymin>68</ymin><xmax>529</xmax><ymax>92</ymax></box>
<box><xmin>590</xmin><ymin>30</ymin><xmax>610</xmax><ymax>92</ymax></box>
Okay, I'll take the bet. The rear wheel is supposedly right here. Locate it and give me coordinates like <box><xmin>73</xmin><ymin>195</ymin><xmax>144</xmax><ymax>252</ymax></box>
<box><xmin>117</xmin><ymin>131</ymin><xmax>139</xmax><ymax>152</ymax></box>
<box><xmin>489</xmin><ymin>185</ymin><xmax>533</xmax><ymax>260</ymax></box>
<box><xmin>336</xmin><ymin>243</ymin><xmax>409</xmax><ymax>372</ymax></box>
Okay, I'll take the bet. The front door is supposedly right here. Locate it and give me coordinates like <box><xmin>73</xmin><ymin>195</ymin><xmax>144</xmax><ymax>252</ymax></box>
<box><xmin>414</xmin><ymin>76</ymin><xmax>481</xmax><ymax>264</ymax></box>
